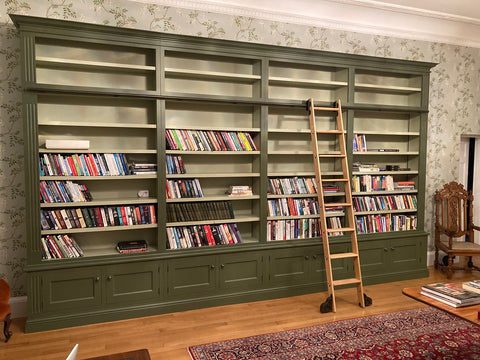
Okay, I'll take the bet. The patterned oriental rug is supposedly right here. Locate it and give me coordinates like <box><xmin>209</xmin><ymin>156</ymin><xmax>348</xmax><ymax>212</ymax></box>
<box><xmin>188</xmin><ymin>307</ymin><xmax>480</xmax><ymax>360</ymax></box>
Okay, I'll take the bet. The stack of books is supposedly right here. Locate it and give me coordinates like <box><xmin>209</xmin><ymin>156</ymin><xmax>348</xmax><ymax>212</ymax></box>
<box><xmin>421</xmin><ymin>282</ymin><xmax>480</xmax><ymax>307</ymax></box>
<box><xmin>226</xmin><ymin>185</ymin><xmax>252</xmax><ymax>196</ymax></box>
<box><xmin>116</xmin><ymin>240</ymin><xmax>148</xmax><ymax>254</ymax></box>
<box><xmin>462</xmin><ymin>280</ymin><xmax>480</xmax><ymax>294</ymax></box>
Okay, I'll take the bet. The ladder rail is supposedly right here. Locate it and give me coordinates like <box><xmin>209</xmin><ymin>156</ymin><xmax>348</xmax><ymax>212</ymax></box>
<box><xmin>307</xmin><ymin>98</ymin><xmax>370</xmax><ymax>313</ymax></box>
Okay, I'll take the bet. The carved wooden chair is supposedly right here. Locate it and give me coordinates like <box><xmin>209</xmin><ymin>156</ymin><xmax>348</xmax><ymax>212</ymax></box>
<box><xmin>0</xmin><ymin>278</ymin><xmax>12</xmax><ymax>342</ymax></box>
<box><xmin>435</xmin><ymin>181</ymin><xmax>480</xmax><ymax>278</ymax></box>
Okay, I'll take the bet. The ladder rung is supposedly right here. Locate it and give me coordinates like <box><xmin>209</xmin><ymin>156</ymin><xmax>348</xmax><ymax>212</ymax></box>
<box><xmin>325</xmin><ymin>203</ymin><xmax>351</xmax><ymax>207</ymax></box>
<box><xmin>330</xmin><ymin>252</ymin><xmax>359</xmax><ymax>260</ymax></box>
<box><xmin>318</xmin><ymin>154</ymin><xmax>345</xmax><ymax>158</ymax></box>
<box><xmin>326</xmin><ymin>227</ymin><xmax>355</xmax><ymax>232</ymax></box>
<box><xmin>322</xmin><ymin>178</ymin><xmax>348</xmax><ymax>182</ymax></box>
<box><xmin>316</xmin><ymin>130</ymin><xmax>342</xmax><ymax>134</ymax></box>
<box><xmin>333</xmin><ymin>278</ymin><xmax>362</xmax><ymax>287</ymax></box>
<box><xmin>313</xmin><ymin>106</ymin><xmax>340</xmax><ymax>111</ymax></box>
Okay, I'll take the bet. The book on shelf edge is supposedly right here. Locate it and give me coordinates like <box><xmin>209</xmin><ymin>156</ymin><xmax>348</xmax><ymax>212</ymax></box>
<box><xmin>421</xmin><ymin>283</ymin><xmax>480</xmax><ymax>304</ymax></box>
<box><xmin>116</xmin><ymin>240</ymin><xmax>147</xmax><ymax>254</ymax></box>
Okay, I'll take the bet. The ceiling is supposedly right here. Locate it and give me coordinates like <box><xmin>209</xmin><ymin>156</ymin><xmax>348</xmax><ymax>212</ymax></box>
<box><xmin>133</xmin><ymin>0</ymin><xmax>480</xmax><ymax>48</ymax></box>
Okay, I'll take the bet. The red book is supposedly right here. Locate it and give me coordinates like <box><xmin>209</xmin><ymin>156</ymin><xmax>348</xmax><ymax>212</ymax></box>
<box><xmin>88</xmin><ymin>154</ymin><xmax>100</xmax><ymax>176</ymax></box>
<box><xmin>203</xmin><ymin>225</ymin><xmax>215</xmax><ymax>246</ymax></box>
<box><xmin>67</xmin><ymin>157</ymin><xmax>78</xmax><ymax>176</ymax></box>
<box><xmin>120</xmin><ymin>207</ymin><xmax>128</xmax><ymax>225</ymax></box>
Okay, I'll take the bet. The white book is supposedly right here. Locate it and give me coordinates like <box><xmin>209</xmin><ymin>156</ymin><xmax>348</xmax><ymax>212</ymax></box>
<box><xmin>46</xmin><ymin>139</ymin><xmax>90</xmax><ymax>149</ymax></box>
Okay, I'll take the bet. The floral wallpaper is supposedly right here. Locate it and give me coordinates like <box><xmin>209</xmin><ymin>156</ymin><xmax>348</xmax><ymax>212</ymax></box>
<box><xmin>1</xmin><ymin>0</ymin><xmax>479</xmax><ymax>297</ymax></box>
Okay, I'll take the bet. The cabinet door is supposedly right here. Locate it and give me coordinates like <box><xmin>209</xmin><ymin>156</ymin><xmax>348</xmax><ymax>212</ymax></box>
<box><xmin>359</xmin><ymin>239</ymin><xmax>389</xmax><ymax>276</ymax></box>
<box><xmin>42</xmin><ymin>267</ymin><xmax>102</xmax><ymax>312</ymax></box>
<box><xmin>218</xmin><ymin>252</ymin><xmax>264</xmax><ymax>292</ymax></box>
<box><xmin>105</xmin><ymin>261</ymin><xmax>158</xmax><ymax>304</ymax></box>
<box><xmin>268</xmin><ymin>247</ymin><xmax>312</xmax><ymax>287</ymax></box>
<box><xmin>166</xmin><ymin>256</ymin><xmax>216</xmax><ymax>299</ymax></box>
<box><xmin>389</xmin><ymin>236</ymin><xmax>424</xmax><ymax>272</ymax></box>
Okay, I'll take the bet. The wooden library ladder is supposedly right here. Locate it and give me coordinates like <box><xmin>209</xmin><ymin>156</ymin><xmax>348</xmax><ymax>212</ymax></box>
<box><xmin>306</xmin><ymin>98</ymin><xmax>372</xmax><ymax>313</ymax></box>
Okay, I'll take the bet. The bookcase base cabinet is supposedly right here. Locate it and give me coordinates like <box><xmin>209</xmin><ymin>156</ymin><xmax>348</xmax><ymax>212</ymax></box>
<box><xmin>25</xmin><ymin>240</ymin><xmax>428</xmax><ymax>332</ymax></box>
<box><xmin>359</xmin><ymin>231</ymin><xmax>429</xmax><ymax>284</ymax></box>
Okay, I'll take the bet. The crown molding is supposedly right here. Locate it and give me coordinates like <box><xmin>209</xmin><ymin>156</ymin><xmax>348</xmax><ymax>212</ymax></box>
<box><xmin>131</xmin><ymin>0</ymin><xmax>480</xmax><ymax>48</ymax></box>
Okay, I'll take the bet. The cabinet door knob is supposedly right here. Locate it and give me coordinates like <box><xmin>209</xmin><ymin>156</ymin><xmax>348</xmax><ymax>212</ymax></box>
<box><xmin>305</xmin><ymin>255</ymin><xmax>309</xmax><ymax>260</ymax></box>
<box><xmin>107</xmin><ymin>275</ymin><xmax>112</xmax><ymax>280</ymax></box>
<box><xmin>210</xmin><ymin>265</ymin><xmax>215</xmax><ymax>270</ymax></box>
<box><xmin>313</xmin><ymin>255</ymin><xmax>318</xmax><ymax>260</ymax></box>
<box><xmin>220</xmin><ymin>264</ymin><xmax>225</xmax><ymax>269</ymax></box>
<box><xmin>391</xmin><ymin>247</ymin><xmax>395</xmax><ymax>251</ymax></box>
<box><xmin>384</xmin><ymin>248</ymin><xmax>388</xmax><ymax>252</ymax></box>
<box><xmin>95</xmin><ymin>277</ymin><xmax>100</xmax><ymax>282</ymax></box>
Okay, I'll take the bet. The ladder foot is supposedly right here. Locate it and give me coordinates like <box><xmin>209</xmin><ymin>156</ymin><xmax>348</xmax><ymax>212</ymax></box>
<box><xmin>320</xmin><ymin>295</ymin><xmax>333</xmax><ymax>313</ymax></box>
<box><xmin>359</xmin><ymin>293</ymin><xmax>372</xmax><ymax>307</ymax></box>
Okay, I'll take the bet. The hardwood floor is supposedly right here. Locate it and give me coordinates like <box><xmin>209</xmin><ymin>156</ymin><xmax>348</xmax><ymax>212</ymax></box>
<box><xmin>1</xmin><ymin>266</ymin><xmax>479</xmax><ymax>360</ymax></box>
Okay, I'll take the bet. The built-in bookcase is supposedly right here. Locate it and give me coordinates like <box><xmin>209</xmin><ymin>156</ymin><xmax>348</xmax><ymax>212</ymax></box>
<box><xmin>13</xmin><ymin>14</ymin><xmax>435</xmax><ymax>332</ymax></box>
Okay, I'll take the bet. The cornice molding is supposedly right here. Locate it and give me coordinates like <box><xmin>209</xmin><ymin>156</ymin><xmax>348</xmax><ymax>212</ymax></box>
<box><xmin>132</xmin><ymin>0</ymin><xmax>480</xmax><ymax>48</ymax></box>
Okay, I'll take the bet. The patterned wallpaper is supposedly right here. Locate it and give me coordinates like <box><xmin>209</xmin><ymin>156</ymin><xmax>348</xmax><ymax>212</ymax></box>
<box><xmin>1</xmin><ymin>0</ymin><xmax>479</xmax><ymax>297</ymax></box>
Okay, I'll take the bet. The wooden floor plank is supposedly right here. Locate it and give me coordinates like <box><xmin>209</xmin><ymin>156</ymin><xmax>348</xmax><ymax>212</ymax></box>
<box><xmin>1</xmin><ymin>266</ymin><xmax>479</xmax><ymax>360</ymax></box>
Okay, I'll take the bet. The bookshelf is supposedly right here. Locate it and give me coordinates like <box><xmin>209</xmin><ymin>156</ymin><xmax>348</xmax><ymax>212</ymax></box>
<box><xmin>12</xmin><ymin>14</ymin><xmax>435</xmax><ymax>332</ymax></box>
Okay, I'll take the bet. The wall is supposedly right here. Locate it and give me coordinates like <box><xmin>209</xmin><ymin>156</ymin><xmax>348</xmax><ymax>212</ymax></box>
<box><xmin>1</xmin><ymin>0</ymin><xmax>479</xmax><ymax>297</ymax></box>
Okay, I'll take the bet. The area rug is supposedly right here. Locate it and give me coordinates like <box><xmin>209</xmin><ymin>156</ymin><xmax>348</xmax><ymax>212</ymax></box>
<box><xmin>188</xmin><ymin>307</ymin><xmax>480</xmax><ymax>359</ymax></box>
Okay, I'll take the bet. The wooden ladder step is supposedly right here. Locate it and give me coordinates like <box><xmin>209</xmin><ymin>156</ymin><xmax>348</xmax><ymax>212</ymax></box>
<box><xmin>316</xmin><ymin>130</ymin><xmax>343</xmax><ymax>134</ymax></box>
<box><xmin>333</xmin><ymin>278</ymin><xmax>362</xmax><ymax>287</ymax></box>
<box><xmin>318</xmin><ymin>154</ymin><xmax>345</xmax><ymax>158</ymax></box>
<box><xmin>326</xmin><ymin>227</ymin><xmax>355</xmax><ymax>233</ymax></box>
<box><xmin>330</xmin><ymin>252</ymin><xmax>359</xmax><ymax>260</ymax></box>
<box><xmin>313</xmin><ymin>106</ymin><xmax>341</xmax><ymax>111</ymax></box>
<box><xmin>325</xmin><ymin>202</ymin><xmax>351</xmax><ymax>207</ymax></box>
<box><xmin>322</xmin><ymin>178</ymin><xmax>348</xmax><ymax>182</ymax></box>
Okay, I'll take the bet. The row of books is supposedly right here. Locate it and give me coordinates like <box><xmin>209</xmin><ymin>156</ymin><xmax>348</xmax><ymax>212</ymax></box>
<box><xmin>351</xmin><ymin>175</ymin><xmax>395</xmax><ymax>192</ymax></box>
<box><xmin>39</xmin><ymin>153</ymin><xmax>130</xmax><ymax>176</ymax></box>
<box><xmin>166</xmin><ymin>223</ymin><xmax>243</xmax><ymax>249</ymax></box>
<box><xmin>353</xmin><ymin>133</ymin><xmax>367</xmax><ymax>152</ymax></box>
<box><xmin>40</xmin><ymin>180</ymin><xmax>92</xmax><ymax>203</ymax></box>
<box><xmin>129</xmin><ymin>163</ymin><xmax>157</xmax><ymax>175</ymax></box>
<box><xmin>421</xmin><ymin>282</ymin><xmax>480</xmax><ymax>308</ymax></box>
<box><xmin>355</xmin><ymin>214</ymin><xmax>417</xmax><ymax>234</ymax></box>
<box><xmin>41</xmin><ymin>234</ymin><xmax>83</xmax><ymax>260</ymax></box>
<box><xmin>327</xmin><ymin>217</ymin><xmax>344</xmax><ymax>236</ymax></box>
<box><xmin>267</xmin><ymin>177</ymin><xmax>317</xmax><ymax>195</ymax></box>
<box><xmin>166</xmin><ymin>201</ymin><xmax>234</xmax><ymax>223</ymax></box>
<box><xmin>267</xmin><ymin>198</ymin><xmax>319</xmax><ymax>217</ymax></box>
<box><xmin>267</xmin><ymin>218</ymin><xmax>321</xmax><ymax>241</ymax></box>
<box><xmin>166</xmin><ymin>154</ymin><xmax>186</xmax><ymax>174</ymax></box>
<box><xmin>40</xmin><ymin>205</ymin><xmax>156</xmax><ymax>230</ymax></box>
<box><xmin>166</xmin><ymin>129</ymin><xmax>257</xmax><ymax>151</ymax></box>
<box><xmin>353</xmin><ymin>194</ymin><xmax>417</xmax><ymax>212</ymax></box>
<box><xmin>166</xmin><ymin>179</ymin><xmax>204</xmax><ymax>199</ymax></box>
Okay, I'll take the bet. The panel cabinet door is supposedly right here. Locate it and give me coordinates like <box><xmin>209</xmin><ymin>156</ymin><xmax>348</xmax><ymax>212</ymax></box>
<box><xmin>104</xmin><ymin>261</ymin><xmax>159</xmax><ymax>304</ymax></box>
<box><xmin>389</xmin><ymin>236</ymin><xmax>425</xmax><ymax>272</ymax></box>
<box><xmin>166</xmin><ymin>256</ymin><xmax>216</xmax><ymax>299</ymax></box>
<box><xmin>218</xmin><ymin>252</ymin><xmax>264</xmax><ymax>292</ymax></box>
<box><xmin>359</xmin><ymin>239</ymin><xmax>389</xmax><ymax>276</ymax></box>
<box><xmin>268</xmin><ymin>247</ymin><xmax>312</xmax><ymax>287</ymax></box>
<box><xmin>41</xmin><ymin>267</ymin><xmax>102</xmax><ymax>312</ymax></box>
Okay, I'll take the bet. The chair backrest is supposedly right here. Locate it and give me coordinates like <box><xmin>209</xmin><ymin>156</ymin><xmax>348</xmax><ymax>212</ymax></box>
<box><xmin>0</xmin><ymin>279</ymin><xmax>10</xmax><ymax>304</ymax></box>
<box><xmin>435</xmin><ymin>181</ymin><xmax>473</xmax><ymax>237</ymax></box>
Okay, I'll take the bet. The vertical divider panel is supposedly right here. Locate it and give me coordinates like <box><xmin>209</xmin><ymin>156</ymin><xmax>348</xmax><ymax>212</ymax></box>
<box><xmin>157</xmin><ymin>99</ymin><xmax>166</xmax><ymax>252</ymax></box>
<box><xmin>259</xmin><ymin>105</ymin><xmax>269</xmax><ymax>243</ymax></box>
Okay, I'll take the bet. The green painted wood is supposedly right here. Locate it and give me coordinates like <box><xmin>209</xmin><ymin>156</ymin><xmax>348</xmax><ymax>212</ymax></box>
<box><xmin>12</xmin><ymin>13</ymin><xmax>436</xmax><ymax>332</ymax></box>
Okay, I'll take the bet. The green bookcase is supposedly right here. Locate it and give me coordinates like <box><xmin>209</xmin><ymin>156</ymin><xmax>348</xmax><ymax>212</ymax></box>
<box><xmin>12</xmin><ymin>14</ymin><xmax>435</xmax><ymax>332</ymax></box>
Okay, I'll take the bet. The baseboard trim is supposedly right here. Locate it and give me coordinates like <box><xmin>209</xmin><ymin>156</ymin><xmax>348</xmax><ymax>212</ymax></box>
<box><xmin>10</xmin><ymin>296</ymin><xmax>27</xmax><ymax>318</ymax></box>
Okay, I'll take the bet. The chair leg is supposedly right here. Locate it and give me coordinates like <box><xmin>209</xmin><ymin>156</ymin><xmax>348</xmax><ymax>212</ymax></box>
<box><xmin>434</xmin><ymin>247</ymin><xmax>439</xmax><ymax>269</ymax></box>
<box><xmin>3</xmin><ymin>313</ymin><xmax>12</xmax><ymax>342</ymax></box>
<box><xmin>467</xmin><ymin>256</ymin><xmax>474</xmax><ymax>269</ymax></box>
<box><xmin>447</xmin><ymin>256</ymin><xmax>454</xmax><ymax>279</ymax></box>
